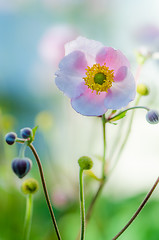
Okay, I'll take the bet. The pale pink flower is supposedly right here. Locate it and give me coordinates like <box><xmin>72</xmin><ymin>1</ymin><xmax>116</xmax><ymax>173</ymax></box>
<box><xmin>38</xmin><ymin>25</ymin><xmax>77</xmax><ymax>67</ymax></box>
<box><xmin>55</xmin><ymin>37</ymin><xmax>136</xmax><ymax>116</ymax></box>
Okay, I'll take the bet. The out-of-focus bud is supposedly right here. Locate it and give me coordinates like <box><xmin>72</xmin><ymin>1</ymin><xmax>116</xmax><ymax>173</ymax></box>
<box><xmin>20</xmin><ymin>128</ymin><xmax>33</xmax><ymax>139</ymax></box>
<box><xmin>21</xmin><ymin>178</ymin><xmax>39</xmax><ymax>195</ymax></box>
<box><xmin>146</xmin><ymin>110</ymin><xmax>159</xmax><ymax>124</ymax></box>
<box><xmin>78</xmin><ymin>156</ymin><xmax>93</xmax><ymax>170</ymax></box>
<box><xmin>135</xmin><ymin>47</ymin><xmax>152</xmax><ymax>65</ymax></box>
<box><xmin>137</xmin><ymin>83</ymin><xmax>149</xmax><ymax>96</ymax></box>
<box><xmin>12</xmin><ymin>158</ymin><xmax>32</xmax><ymax>178</ymax></box>
<box><xmin>5</xmin><ymin>132</ymin><xmax>17</xmax><ymax>145</ymax></box>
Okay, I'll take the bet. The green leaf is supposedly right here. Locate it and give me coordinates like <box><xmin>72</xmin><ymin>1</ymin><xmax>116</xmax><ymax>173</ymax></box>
<box><xmin>32</xmin><ymin>126</ymin><xmax>38</xmax><ymax>140</ymax></box>
<box><xmin>111</xmin><ymin>110</ymin><xmax>117</xmax><ymax>115</ymax></box>
<box><xmin>27</xmin><ymin>126</ymin><xmax>38</xmax><ymax>144</ymax></box>
<box><xmin>84</xmin><ymin>170</ymin><xmax>102</xmax><ymax>181</ymax></box>
<box><xmin>109</xmin><ymin>111</ymin><xmax>126</xmax><ymax>123</ymax></box>
<box><xmin>109</xmin><ymin>122</ymin><xmax>118</xmax><ymax>125</ymax></box>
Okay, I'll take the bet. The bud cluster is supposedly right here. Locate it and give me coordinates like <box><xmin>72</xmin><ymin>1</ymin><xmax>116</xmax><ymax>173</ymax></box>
<box><xmin>5</xmin><ymin>127</ymin><xmax>34</xmax><ymax>179</ymax></box>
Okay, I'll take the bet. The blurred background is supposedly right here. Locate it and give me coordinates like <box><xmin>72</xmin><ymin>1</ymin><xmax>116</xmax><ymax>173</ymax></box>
<box><xmin>0</xmin><ymin>0</ymin><xmax>159</xmax><ymax>239</ymax></box>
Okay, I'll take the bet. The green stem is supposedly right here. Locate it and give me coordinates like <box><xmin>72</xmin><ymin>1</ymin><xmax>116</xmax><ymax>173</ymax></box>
<box><xmin>86</xmin><ymin>179</ymin><xmax>105</xmax><ymax>224</ymax></box>
<box><xmin>102</xmin><ymin>114</ymin><xmax>106</xmax><ymax>179</ymax></box>
<box><xmin>85</xmin><ymin>115</ymin><xmax>107</xmax><ymax>223</ymax></box>
<box><xmin>16</xmin><ymin>139</ymin><xmax>62</xmax><ymax>240</ymax></box>
<box><xmin>112</xmin><ymin>177</ymin><xmax>159</xmax><ymax>240</ymax></box>
<box><xmin>29</xmin><ymin>143</ymin><xmax>62</xmax><ymax>240</ymax></box>
<box><xmin>19</xmin><ymin>141</ymin><xmax>27</xmax><ymax>158</ymax></box>
<box><xmin>23</xmin><ymin>194</ymin><xmax>33</xmax><ymax>240</ymax></box>
<box><xmin>79</xmin><ymin>168</ymin><xmax>85</xmax><ymax>240</ymax></box>
<box><xmin>76</xmin><ymin>116</ymin><xmax>107</xmax><ymax>240</ymax></box>
<box><xmin>108</xmin><ymin>104</ymin><xmax>149</xmax><ymax>122</ymax></box>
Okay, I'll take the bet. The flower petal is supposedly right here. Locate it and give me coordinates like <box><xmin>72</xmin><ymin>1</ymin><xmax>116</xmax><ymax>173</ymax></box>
<box><xmin>58</xmin><ymin>50</ymin><xmax>88</xmax><ymax>76</ymax></box>
<box><xmin>55</xmin><ymin>51</ymin><xmax>88</xmax><ymax>98</ymax></box>
<box><xmin>96</xmin><ymin>47</ymin><xmax>130</xmax><ymax>74</ymax></box>
<box><xmin>104</xmin><ymin>68</ymin><xmax>136</xmax><ymax>109</ymax></box>
<box><xmin>71</xmin><ymin>88</ymin><xmax>107</xmax><ymax>116</ymax></box>
<box><xmin>55</xmin><ymin>73</ymin><xmax>86</xmax><ymax>98</ymax></box>
<box><xmin>65</xmin><ymin>36</ymin><xmax>104</xmax><ymax>65</ymax></box>
<box><xmin>114</xmin><ymin>66</ymin><xmax>128</xmax><ymax>82</ymax></box>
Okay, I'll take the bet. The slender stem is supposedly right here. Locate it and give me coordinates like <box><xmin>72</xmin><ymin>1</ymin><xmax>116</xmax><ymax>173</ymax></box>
<box><xmin>23</xmin><ymin>194</ymin><xmax>33</xmax><ymax>240</ymax></box>
<box><xmin>16</xmin><ymin>139</ymin><xmax>62</xmax><ymax>240</ymax></box>
<box><xmin>86</xmin><ymin>180</ymin><xmax>105</xmax><ymax>223</ymax></box>
<box><xmin>112</xmin><ymin>177</ymin><xmax>159</xmax><ymax>240</ymax></box>
<box><xmin>29</xmin><ymin>143</ymin><xmax>62</xmax><ymax>240</ymax></box>
<box><xmin>102</xmin><ymin>114</ymin><xmax>106</xmax><ymax>178</ymax></box>
<box><xmin>85</xmin><ymin>115</ymin><xmax>107</xmax><ymax>223</ymax></box>
<box><xmin>108</xmin><ymin>104</ymin><xmax>149</xmax><ymax>122</ymax></box>
<box><xmin>19</xmin><ymin>141</ymin><xmax>27</xmax><ymax>158</ymax></box>
<box><xmin>76</xmin><ymin>116</ymin><xmax>107</xmax><ymax>240</ymax></box>
<box><xmin>79</xmin><ymin>168</ymin><xmax>85</xmax><ymax>240</ymax></box>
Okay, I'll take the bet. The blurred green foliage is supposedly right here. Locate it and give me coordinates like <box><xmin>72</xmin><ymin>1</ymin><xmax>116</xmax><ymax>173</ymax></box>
<box><xmin>1</xmin><ymin>179</ymin><xmax>159</xmax><ymax>240</ymax></box>
<box><xmin>0</xmin><ymin>110</ymin><xmax>159</xmax><ymax>240</ymax></box>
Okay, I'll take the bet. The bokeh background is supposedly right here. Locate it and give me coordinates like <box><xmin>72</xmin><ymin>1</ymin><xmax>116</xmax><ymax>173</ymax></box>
<box><xmin>0</xmin><ymin>0</ymin><xmax>159</xmax><ymax>239</ymax></box>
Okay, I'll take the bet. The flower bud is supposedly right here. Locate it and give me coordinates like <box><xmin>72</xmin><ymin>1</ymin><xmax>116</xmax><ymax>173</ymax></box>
<box><xmin>137</xmin><ymin>84</ymin><xmax>149</xmax><ymax>96</ymax></box>
<box><xmin>5</xmin><ymin>132</ymin><xmax>17</xmax><ymax>145</ymax></box>
<box><xmin>12</xmin><ymin>158</ymin><xmax>32</xmax><ymax>178</ymax></box>
<box><xmin>146</xmin><ymin>110</ymin><xmax>159</xmax><ymax>124</ymax></box>
<box><xmin>20</xmin><ymin>127</ymin><xmax>33</xmax><ymax>139</ymax></box>
<box><xmin>135</xmin><ymin>48</ymin><xmax>151</xmax><ymax>65</ymax></box>
<box><xmin>78</xmin><ymin>156</ymin><xmax>93</xmax><ymax>170</ymax></box>
<box><xmin>21</xmin><ymin>178</ymin><xmax>39</xmax><ymax>195</ymax></box>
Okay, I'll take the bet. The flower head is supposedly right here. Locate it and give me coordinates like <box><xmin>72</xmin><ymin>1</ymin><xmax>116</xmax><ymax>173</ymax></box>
<box><xmin>55</xmin><ymin>37</ymin><xmax>136</xmax><ymax>116</ymax></box>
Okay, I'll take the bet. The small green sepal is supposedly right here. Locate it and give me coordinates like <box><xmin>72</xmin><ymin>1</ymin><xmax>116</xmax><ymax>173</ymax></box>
<box><xmin>84</xmin><ymin>170</ymin><xmax>102</xmax><ymax>181</ymax></box>
<box><xmin>27</xmin><ymin>126</ymin><xmax>38</xmax><ymax>144</ymax></box>
<box><xmin>108</xmin><ymin>111</ymin><xmax>126</xmax><ymax>123</ymax></box>
<box><xmin>32</xmin><ymin>126</ymin><xmax>38</xmax><ymax>141</ymax></box>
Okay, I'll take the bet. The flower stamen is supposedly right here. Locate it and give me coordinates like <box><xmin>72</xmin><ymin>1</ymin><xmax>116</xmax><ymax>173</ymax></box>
<box><xmin>83</xmin><ymin>63</ymin><xmax>114</xmax><ymax>94</ymax></box>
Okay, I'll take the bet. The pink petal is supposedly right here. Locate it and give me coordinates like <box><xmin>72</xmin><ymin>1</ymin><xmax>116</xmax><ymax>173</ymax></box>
<box><xmin>55</xmin><ymin>51</ymin><xmax>88</xmax><ymax>98</ymax></box>
<box><xmin>114</xmin><ymin>66</ymin><xmax>128</xmax><ymax>82</ymax></box>
<box><xmin>58</xmin><ymin>50</ymin><xmax>88</xmax><ymax>76</ymax></box>
<box><xmin>71</xmin><ymin>88</ymin><xmax>107</xmax><ymax>116</ymax></box>
<box><xmin>55</xmin><ymin>74</ymin><xmax>86</xmax><ymax>98</ymax></box>
<box><xmin>96</xmin><ymin>47</ymin><xmax>130</xmax><ymax>74</ymax></box>
<box><xmin>65</xmin><ymin>36</ymin><xmax>104</xmax><ymax>65</ymax></box>
<box><xmin>104</xmin><ymin>69</ymin><xmax>136</xmax><ymax>109</ymax></box>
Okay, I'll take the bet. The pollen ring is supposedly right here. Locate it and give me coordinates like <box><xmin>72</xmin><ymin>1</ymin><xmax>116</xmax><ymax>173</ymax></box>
<box><xmin>83</xmin><ymin>63</ymin><xmax>114</xmax><ymax>94</ymax></box>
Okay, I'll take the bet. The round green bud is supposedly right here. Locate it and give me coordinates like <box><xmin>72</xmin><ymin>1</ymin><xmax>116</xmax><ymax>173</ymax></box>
<box><xmin>137</xmin><ymin>83</ymin><xmax>149</xmax><ymax>96</ymax></box>
<box><xmin>78</xmin><ymin>156</ymin><xmax>93</xmax><ymax>170</ymax></box>
<box><xmin>21</xmin><ymin>178</ymin><xmax>39</xmax><ymax>195</ymax></box>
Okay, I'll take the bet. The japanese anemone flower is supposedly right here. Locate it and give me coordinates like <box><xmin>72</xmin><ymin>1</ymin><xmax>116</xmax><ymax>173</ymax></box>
<box><xmin>55</xmin><ymin>36</ymin><xmax>136</xmax><ymax>116</ymax></box>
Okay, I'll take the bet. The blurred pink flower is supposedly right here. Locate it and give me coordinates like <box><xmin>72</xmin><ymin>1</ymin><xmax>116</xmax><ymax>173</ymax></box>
<box><xmin>55</xmin><ymin>37</ymin><xmax>136</xmax><ymax>116</ymax></box>
<box><xmin>136</xmin><ymin>25</ymin><xmax>159</xmax><ymax>45</ymax></box>
<box><xmin>136</xmin><ymin>25</ymin><xmax>159</xmax><ymax>60</ymax></box>
<box><xmin>52</xmin><ymin>189</ymin><xmax>69</xmax><ymax>207</ymax></box>
<box><xmin>38</xmin><ymin>25</ymin><xmax>78</xmax><ymax>67</ymax></box>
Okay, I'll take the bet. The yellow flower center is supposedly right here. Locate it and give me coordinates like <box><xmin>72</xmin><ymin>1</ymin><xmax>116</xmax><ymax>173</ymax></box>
<box><xmin>83</xmin><ymin>63</ymin><xmax>114</xmax><ymax>94</ymax></box>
